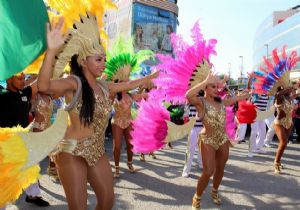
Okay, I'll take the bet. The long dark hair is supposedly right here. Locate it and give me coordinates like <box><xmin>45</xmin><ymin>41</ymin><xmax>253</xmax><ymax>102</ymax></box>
<box><xmin>70</xmin><ymin>55</ymin><xmax>95</xmax><ymax>126</ymax></box>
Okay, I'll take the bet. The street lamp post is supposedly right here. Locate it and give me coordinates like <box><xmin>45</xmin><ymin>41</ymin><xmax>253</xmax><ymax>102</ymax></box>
<box><xmin>228</xmin><ymin>62</ymin><xmax>231</xmax><ymax>86</ymax></box>
<box><xmin>239</xmin><ymin>56</ymin><xmax>243</xmax><ymax>88</ymax></box>
<box><xmin>264</xmin><ymin>44</ymin><xmax>269</xmax><ymax>59</ymax></box>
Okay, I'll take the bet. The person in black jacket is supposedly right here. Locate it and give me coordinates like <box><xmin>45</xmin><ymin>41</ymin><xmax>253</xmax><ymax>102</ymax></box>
<box><xmin>0</xmin><ymin>73</ymin><xmax>49</xmax><ymax>207</ymax></box>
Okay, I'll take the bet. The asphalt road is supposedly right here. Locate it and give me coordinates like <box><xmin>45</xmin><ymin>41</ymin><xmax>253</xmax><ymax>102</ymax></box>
<box><xmin>7</xmin><ymin>138</ymin><xmax>300</xmax><ymax>210</ymax></box>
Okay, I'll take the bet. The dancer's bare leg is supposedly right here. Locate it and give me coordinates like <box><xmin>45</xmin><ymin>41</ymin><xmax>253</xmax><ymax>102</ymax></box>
<box><xmin>87</xmin><ymin>155</ymin><xmax>114</xmax><ymax>210</ymax></box>
<box><xmin>195</xmin><ymin>143</ymin><xmax>216</xmax><ymax>196</ymax></box>
<box><xmin>56</xmin><ymin>153</ymin><xmax>88</xmax><ymax>210</ymax></box>
<box><xmin>212</xmin><ymin>141</ymin><xmax>230</xmax><ymax>190</ymax></box>
<box><xmin>124</xmin><ymin>124</ymin><xmax>133</xmax><ymax>163</ymax></box>
<box><xmin>112</xmin><ymin>124</ymin><xmax>124</xmax><ymax>167</ymax></box>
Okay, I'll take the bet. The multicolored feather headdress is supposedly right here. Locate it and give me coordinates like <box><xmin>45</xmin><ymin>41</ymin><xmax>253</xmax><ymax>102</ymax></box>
<box><xmin>104</xmin><ymin>36</ymin><xmax>153</xmax><ymax>81</ymax></box>
<box><xmin>150</xmin><ymin>21</ymin><xmax>217</xmax><ymax>104</ymax></box>
<box><xmin>251</xmin><ymin>46</ymin><xmax>299</xmax><ymax>96</ymax></box>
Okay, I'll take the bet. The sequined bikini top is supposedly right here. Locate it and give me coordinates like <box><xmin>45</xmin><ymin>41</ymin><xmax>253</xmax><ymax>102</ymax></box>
<box><xmin>113</xmin><ymin>93</ymin><xmax>132</xmax><ymax>120</ymax></box>
<box><xmin>65</xmin><ymin>75</ymin><xmax>112</xmax><ymax>133</ymax></box>
<box><xmin>201</xmin><ymin>98</ymin><xmax>226</xmax><ymax>134</ymax></box>
<box><xmin>275</xmin><ymin>97</ymin><xmax>294</xmax><ymax>121</ymax></box>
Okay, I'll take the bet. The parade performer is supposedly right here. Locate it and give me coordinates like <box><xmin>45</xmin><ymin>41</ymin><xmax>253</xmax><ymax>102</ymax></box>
<box><xmin>30</xmin><ymin>91</ymin><xmax>60</xmax><ymax>179</ymax></box>
<box><xmin>150</xmin><ymin>22</ymin><xmax>250</xmax><ymax>209</ymax></box>
<box><xmin>252</xmin><ymin>46</ymin><xmax>299</xmax><ymax>174</ymax></box>
<box><xmin>37</xmin><ymin>8</ymin><xmax>157</xmax><ymax>209</ymax></box>
<box><xmin>103</xmin><ymin>36</ymin><xmax>153</xmax><ymax>178</ymax></box>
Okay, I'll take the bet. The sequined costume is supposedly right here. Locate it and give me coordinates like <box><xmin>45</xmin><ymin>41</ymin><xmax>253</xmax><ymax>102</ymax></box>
<box><xmin>274</xmin><ymin>98</ymin><xmax>294</xmax><ymax>129</ymax></box>
<box><xmin>30</xmin><ymin>94</ymin><xmax>53</xmax><ymax>131</ymax></box>
<box><xmin>111</xmin><ymin>94</ymin><xmax>132</xmax><ymax>129</ymax></box>
<box><xmin>54</xmin><ymin>78</ymin><xmax>112</xmax><ymax>167</ymax></box>
<box><xmin>198</xmin><ymin>98</ymin><xmax>228</xmax><ymax>150</ymax></box>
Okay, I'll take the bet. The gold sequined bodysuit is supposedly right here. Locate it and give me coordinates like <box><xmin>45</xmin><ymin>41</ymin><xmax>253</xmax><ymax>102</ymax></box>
<box><xmin>31</xmin><ymin>94</ymin><xmax>53</xmax><ymax>131</ymax></box>
<box><xmin>198</xmin><ymin>99</ymin><xmax>228</xmax><ymax>150</ymax></box>
<box><xmin>111</xmin><ymin>93</ymin><xmax>132</xmax><ymax>129</ymax></box>
<box><xmin>274</xmin><ymin>98</ymin><xmax>293</xmax><ymax>129</ymax></box>
<box><xmin>55</xmin><ymin>78</ymin><xmax>112</xmax><ymax>167</ymax></box>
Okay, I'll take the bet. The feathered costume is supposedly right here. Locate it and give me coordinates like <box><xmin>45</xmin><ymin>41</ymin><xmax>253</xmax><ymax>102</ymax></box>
<box><xmin>104</xmin><ymin>36</ymin><xmax>153</xmax><ymax>81</ymax></box>
<box><xmin>251</xmin><ymin>46</ymin><xmax>299</xmax><ymax>96</ymax></box>
<box><xmin>0</xmin><ymin>0</ymin><xmax>115</xmax><ymax>207</ymax></box>
<box><xmin>149</xmin><ymin>22</ymin><xmax>217</xmax><ymax>104</ymax></box>
<box><xmin>0</xmin><ymin>110</ymin><xmax>68</xmax><ymax>207</ymax></box>
<box><xmin>238</xmin><ymin>46</ymin><xmax>300</xmax><ymax>124</ymax></box>
<box><xmin>131</xmin><ymin>22</ymin><xmax>219</xmax><ymax>153</ymax></box>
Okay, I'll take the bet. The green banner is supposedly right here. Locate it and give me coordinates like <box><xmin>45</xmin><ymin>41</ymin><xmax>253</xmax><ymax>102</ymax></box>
<box><xmin>0</xmin><ymin>0</ymin><xmax>49</xmax><ymax>80</ymax></box>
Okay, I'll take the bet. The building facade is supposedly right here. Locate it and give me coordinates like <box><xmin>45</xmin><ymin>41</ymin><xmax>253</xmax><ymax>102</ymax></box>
<box><xmin>253</xmin><ymin>5</ymin><xmax>300</xmax><ymax>79</ymax></box>
<box><xmin>105</xmin><ymin>0</ymin><xmax>178</xmax><ymax>54</ymax></box>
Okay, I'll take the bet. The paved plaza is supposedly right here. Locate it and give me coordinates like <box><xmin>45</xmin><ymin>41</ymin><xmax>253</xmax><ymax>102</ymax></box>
<box><xmin>7</xmin><ymin>139</ymin><xmax>300</xmax><ymax>210</ymax></box>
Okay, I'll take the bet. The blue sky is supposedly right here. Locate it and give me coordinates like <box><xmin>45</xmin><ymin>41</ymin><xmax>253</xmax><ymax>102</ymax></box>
<box><xmin>177</xmin><ymin>0</ymin><xmax>299</xmax><ymax>79</ymax></box>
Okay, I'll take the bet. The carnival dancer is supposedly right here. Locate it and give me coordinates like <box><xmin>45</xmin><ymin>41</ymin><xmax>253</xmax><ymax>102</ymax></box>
<box><xmin>30</xmin><ymin>91</ymin><xmax>61</xmax><ymax>179</ymax></box>
<box><xmin>273</xmin><ymin>87</ymin><xmax>300</xmax><ymax>173</ymax></box>
<box><xmin>187</xmin><ymin>72</ymin><xmax>250</xmax><ymax>209</ymax></box>
<box><xmin>103</xmin><ymin>36</ymin><xmax>153</xmax><ymax>178</ymax></box>
<box><xmin>251</xmin><ymin>46</ymin><xmax>299</xmax><ymax>174</ymax></box>
<box><xmin>140</xmin><ymin>22</ymin><xmax>250</xmax><ymax>209</ymax></box>
<box><xmin>37</xmin><ymin>10</ymin><xmax>158</xmax><ymax>209</ymax></box>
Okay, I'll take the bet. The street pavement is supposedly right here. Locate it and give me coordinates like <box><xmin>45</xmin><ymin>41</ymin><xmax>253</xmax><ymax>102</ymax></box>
<box><xmin>7</xmin><ymin>138</ymin><xmax>300</xmax><ymax>210</ymax></box>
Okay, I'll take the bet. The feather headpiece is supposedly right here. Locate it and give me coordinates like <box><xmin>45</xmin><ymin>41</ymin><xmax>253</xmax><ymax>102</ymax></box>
<box><xmin>150</xmin><ymin>21</ymin><xmax>217</xmax><ymax>104</ymax></box>
<box><xmin>251</xmin><ymin>46</ymin><xmax>299</xmax><ymax>96</ymax></box>
<box><xmin>104</xmin><ymin>36</ymin><xmax>153</xmax><ymax>81</ymax></box>
<box><xmin>24</xmin><ymin>0</ymin><xmax>116</xmax><ymax>76</ymax></box>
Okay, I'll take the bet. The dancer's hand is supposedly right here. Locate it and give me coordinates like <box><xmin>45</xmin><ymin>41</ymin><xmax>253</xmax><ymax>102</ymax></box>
<box><xmin>148</xmin><ymin>70</ymin><xmax>160</xmax><ymax>79</ymax></box>
<box><xmin>217</xmin><ymin>75</ymin><xmax>229</xmax><ymax>88</ymax></box>
<box><xmin>239</xmin><ymin>89</ymin><xmax>251</xmax><ymax>100</ymax></box>
<box><xmin>46</xmin><ymin>17</ymin><xmax>68</xmax><ymax>52</ymax></box>
<box><xmin>204</xmin><ymin>72</ymin><xmax>219</xmax><ymax>85</ymax></box>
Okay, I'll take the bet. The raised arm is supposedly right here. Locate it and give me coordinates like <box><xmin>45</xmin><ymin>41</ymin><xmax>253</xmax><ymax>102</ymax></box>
<box><xmin>107</xmin><ymin>71</ymin><xmax>159</xmax><ymax>97</ymax></box>
<box><xmin>37</xmin><ymin>18</ymin><xmax>76</xmax><ymax>94</ymax></box>
<box><xmin>131</xmin><ymin>92</ymin><xmax>148</xmax><ymax>102</ymax></box>
<box><xmin>223</xmin><ymin>90</ymin><xmax>251</xmax><ymax>106</ymax></box>
<box><xmin>186</xmin><ymin>72</ymin><xmax>219</xmax><ymax>106</ymax></box>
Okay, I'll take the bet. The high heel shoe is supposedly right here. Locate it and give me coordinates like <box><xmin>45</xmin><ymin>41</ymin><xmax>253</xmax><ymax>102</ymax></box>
<box><xmin>192</xmin><ymin>193</ymin><xmax>201</xmax><ymax>210</ymax></box>
<box><xmin>47</xmin><ymin>166</ymin><xmax>59</xmax><ymax>180</ymax></box>
<box><xmin>114</xmin><ymin>166</ymin><xmax>120</xmax><ymax>178</ymax></box>
<box><xmin>140</xmin><ymin>153</ymin><xmax>145</xmax><ymax>162</ymax></box>
<box><xmin>127</xmin><ymin>161</ymin><xmax>135</xmax><ymax>173</ymax></box>
<box><xmin>149</xmin><ymin>152</ymin><xmax>157</xmax><ymax>159</ymax></box>
<box><xmin>211</xmin><ymin>188</ymin><xmax>221</xmax><ymax>205</ymax></box>
<box><xmin>274</xmin><ymin>162</ymin><xmax>281</xmax><ymax>174</ymax></box>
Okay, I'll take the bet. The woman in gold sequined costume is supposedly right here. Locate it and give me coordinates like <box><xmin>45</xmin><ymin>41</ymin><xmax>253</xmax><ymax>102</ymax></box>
<box><xmin>37</xmin><ymin>18</ymin><xmax>157</xmax><ymax>210</ymax></box>
<box><xmin>273</xmin><ymin>86</ymin><xmax>300</xmax><ymax>174</ymax></box>
<box><xmin>186</xmin><ymin>72</ymin><xmax>250</xmax><ymax>209</ymax></box>
<box><xmin>31</xmin><ymin>92</ymin><xmax>63</xmax><ymax>179</ymax></box>
<box><xmin>103</xmin><ymin>36</ymin><xmax>154</xmax><ymax>178</ymax></box>
<box><xmin>112</xmin><ymin>84</ymin><xmax>149</xmax><ymax>177</ymax></box>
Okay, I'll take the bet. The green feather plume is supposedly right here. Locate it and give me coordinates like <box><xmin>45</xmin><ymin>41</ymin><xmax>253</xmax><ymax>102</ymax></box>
<box><xmin>104</xmin><ymin>36</ymin><xmax>153</xmax><ymax>81</ymax></box>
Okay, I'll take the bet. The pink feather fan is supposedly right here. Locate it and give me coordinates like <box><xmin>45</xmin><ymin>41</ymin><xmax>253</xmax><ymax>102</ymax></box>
<box><xmin>150</xmin><ymin>21</ymin><xmax>217</xmax><ymax>104</ymax></box>
<box><xmin>130</xmin><ymin>98</ymin><xmax>170</xmax><ymax>153</ymax></box>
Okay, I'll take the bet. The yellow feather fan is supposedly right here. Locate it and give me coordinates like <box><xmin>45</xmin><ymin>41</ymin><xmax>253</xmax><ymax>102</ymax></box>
<box><xmin>0</xmin><ymin>109</ymin><xmax>68</xmax><ymax>207</ymax></box>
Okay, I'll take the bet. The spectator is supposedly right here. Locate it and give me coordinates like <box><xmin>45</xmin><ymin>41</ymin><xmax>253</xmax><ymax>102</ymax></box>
<box><xmin>0</xmin><ymin>73</ymin><xmax>49</xmax><ymax>207</ymax></box>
